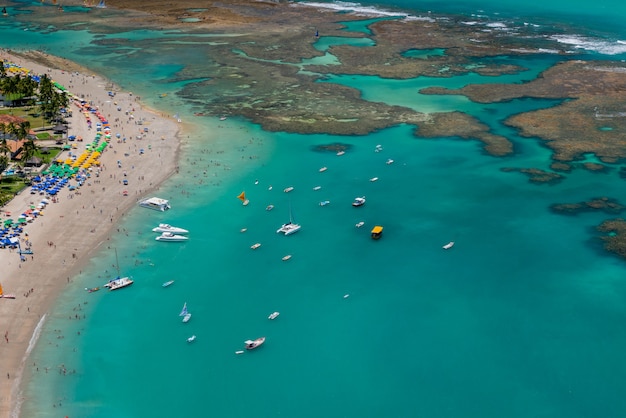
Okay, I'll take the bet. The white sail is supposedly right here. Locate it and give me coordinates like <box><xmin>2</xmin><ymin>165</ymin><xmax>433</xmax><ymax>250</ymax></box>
<box><xmin>179</xmin><ymin>302</ymin><xmax>188</xmax><ymax>316</ymax></box>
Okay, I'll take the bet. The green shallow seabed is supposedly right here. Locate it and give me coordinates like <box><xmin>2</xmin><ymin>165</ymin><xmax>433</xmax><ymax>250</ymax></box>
<box><xmin>3</xmin><ymin>1</ymin><xmax>626</xmax><ymax>417</ymax></box>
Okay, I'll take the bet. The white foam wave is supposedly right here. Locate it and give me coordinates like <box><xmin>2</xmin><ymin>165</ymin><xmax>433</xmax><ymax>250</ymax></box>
<box><xmin>551</xmin><ymin>34</ymin><xmax>626</xmax><ymax>55</ymax></box>
<box><xmin>295</xmin><ymin>1</ymin><xmax>430</xmax><ymax>20</ymax></box>
<box><xmin>25</xmin><ymin>313</ymin><xmax>47</xmax><ymax>357</ymax></box>
<box><xmin>11</xmin><ymin>314</ymin><xmax>47</xmax><ymax>418</ymax></box>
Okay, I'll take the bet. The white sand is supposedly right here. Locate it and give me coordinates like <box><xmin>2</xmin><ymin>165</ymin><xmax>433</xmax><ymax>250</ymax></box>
<box><xmin>0</xmin><ymin>51</ymin><xmax>181</xmax><ymax>417</ymax></box>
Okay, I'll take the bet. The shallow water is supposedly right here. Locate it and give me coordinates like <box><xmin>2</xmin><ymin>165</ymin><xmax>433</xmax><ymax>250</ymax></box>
<box><xmin>3</xmin><ymin>1</ymin><xmax>626</xmax><ymax>417</ymax></box>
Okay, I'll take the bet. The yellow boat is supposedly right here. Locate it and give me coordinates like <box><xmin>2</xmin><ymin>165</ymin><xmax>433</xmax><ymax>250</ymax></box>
<box><xmin>371</xmin><ymin>225</ymin><xmax>383</xmax><ymax>240</ymax></box>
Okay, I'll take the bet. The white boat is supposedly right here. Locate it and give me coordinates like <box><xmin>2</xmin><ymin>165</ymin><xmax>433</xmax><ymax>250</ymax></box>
<box><xmin>162</xmin><ymin>280</ymin><xmax>175</xmax><ymax>287</ymax></box>
<box><xmin>180</xmin><ymin>302</ymin><xmax>192</xmax><ymax>323</ymax></box>
<box><xmin>352</xmin><ymin>196</ymin><xmax>366</xmax><ymax>207</ymax></box>
<box><xmin>139</xmin><ymin>197</ymin><xmax>171</xmax><ymax>211</ymax></box>
<box><xmin>319</xmin><ymin>166</ymin><xmax>328</xmax><ymax>172</ymax></box>
<box><xmin>244</xmin><ymin>337</ymin><xmax>266</xmax><ymax>350</ymax></box>
<box><xmin>312</xmin><ymin>186</ymin><xmax>322</xmax><ymax>191</ymax></box>
<box><xmin>283</xmin><ymin>186</ymin><xmax>294</xmax><ymax>193</ymax></box>
<box><xmin>187</xmin><ymin>335</ymin><xmax>196</xmax><ymax>343</ymax></box>
<box><xmin>443</xmin><ymin>241</ymin><xmax>455</xmax><ymax>250</ymax></box>
<box><xmin>386</xmin><ymin>159</ymin><xmax>394</xmax><ymax>165</ymax></box>
<box><xmin>105</xmin><ymin>277</ymin><xmax>134</xmax><ymax>291</ymax></box>
<box><xmin>152</xmin><ymin>224</ymin><xmax>189</xmax><ymax>234</ymax></box>
<box><xmin>336</xmin><ymin>150</ymin><xmax>345</xmax><ymax>156</ymax></box>
<box><xmin>375</xmin><ymin>144</ymin><xmax>383</xmax><ymax>152</ymax></box>
<box><xmin>355</xmin><ymin>221</ymin><xmax>365</xmax><ymax>228</ymax></box>
<box><xmin>369</xmin><ymin>177</ymin><xmax>379</xmax><ymax>182</ymax></box>
<box><xmin>268</xmin><ymin>311</ymin><xmax>280</xmax><ymax>320</ymax></box>
<box><xmin>104</xmin><ymin>249</ymin><xmax>134</xmax><ymax>291</ymax></box>
<box><xmin>240</xmin><ymin>228</ymin><xmax>248</xmax><ymax>233</ymax></box>
<box><xmin>266</xmin><ymin>204</ymin><xmax>274</xmax><ymax>211</ymax></box>
<box><xmin>277</xmin><ymin>202</ymin><xmax>301</xmax><ymax>235</ymax></box>
<box><xmin>319</xmin><ymin>200</ymin><xmax>330</xmax><ymax>206</ymax></box>
<box><xmin>282</xmin><ymin>254</ymin><xmax>292</xmax><ymax>261</ymax></box>
<box><xmin>156</xmin><ymin>232</ymin><xmax>189</xmax><ymax>242</ymax></box>
<box><xmin>251</xmin><ymin>243</ymin><xmax>262</xmax><ymax>249</ymax></box>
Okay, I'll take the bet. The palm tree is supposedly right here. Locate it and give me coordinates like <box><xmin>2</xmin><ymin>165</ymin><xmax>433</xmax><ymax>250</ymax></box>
<box><xmin>20</xmin><ymin>138</ymin><xmax>38</xmax><ymax>170</ymax></box>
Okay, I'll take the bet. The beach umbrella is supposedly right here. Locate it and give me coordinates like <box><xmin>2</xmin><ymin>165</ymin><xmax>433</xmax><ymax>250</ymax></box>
<box><xmin>18</xmin><ymin>218</ymin><xmax>26</xmax><ymax>224</ymax></box>
<box><xmin>3</xmin><ymin>219</ymin><xmax>13</xmax><ymax>227</ymax></box>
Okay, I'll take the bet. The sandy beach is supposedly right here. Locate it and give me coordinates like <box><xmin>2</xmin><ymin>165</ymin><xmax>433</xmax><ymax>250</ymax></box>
<box><xmin>0</xmin><ymin>51</ymin><xmax>181</xmax><ymax>417</ymax></box>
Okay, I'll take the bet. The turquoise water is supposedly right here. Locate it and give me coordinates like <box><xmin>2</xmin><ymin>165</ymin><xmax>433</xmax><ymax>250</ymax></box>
<box><xmin>2</xmin><ymin>0</ymin><xmax>626</xmax><ymax>417</ymax></box>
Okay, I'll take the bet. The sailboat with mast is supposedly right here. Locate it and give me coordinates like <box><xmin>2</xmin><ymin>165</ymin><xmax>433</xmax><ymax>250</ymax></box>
<box><xmin>180</xmin><ymin>302</ymin><xmax>192</xmax><ymax>323</ymax></box>
<box><xmin>276</xmin><ymin>201</ymin><xmax>301</xmax><ymax>235</ymax></box>
<box><xmin>103</xmin><ymin>249</ymin><xmax>134</xmax><ymax>291</ymax></box>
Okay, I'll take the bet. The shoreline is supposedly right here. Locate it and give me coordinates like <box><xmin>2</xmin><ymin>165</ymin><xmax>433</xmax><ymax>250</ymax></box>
<box><xmin>0</xmin><ymin>50</ymin><xmax>182</xmax><ymax>418</ymax></box>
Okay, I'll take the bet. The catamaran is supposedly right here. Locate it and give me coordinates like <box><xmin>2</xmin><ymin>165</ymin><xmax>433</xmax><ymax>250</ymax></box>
<box><xmin>277</xmin><ymin>201</ymin><xmax>301</xmax><ymax>235</ymax></box>
<box><xmin>104</xmin><ymin>249</ymin><xmax>134</xmax><ymax>291</ymax></box>
<box><xmin>180</xmin><ymin>302</ymin><xmax>191</xmax><ymax>323</ymax></box>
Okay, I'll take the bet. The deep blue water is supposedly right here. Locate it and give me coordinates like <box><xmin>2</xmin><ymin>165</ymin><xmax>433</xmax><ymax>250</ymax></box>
<box><xmin>2</xmin><ymin>1</ymin><xmax>626</xmax><ymax>417</ymax></box>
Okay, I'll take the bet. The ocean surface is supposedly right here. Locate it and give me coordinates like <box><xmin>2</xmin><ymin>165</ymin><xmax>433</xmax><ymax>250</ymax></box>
<box><xmin>2</xmin><ymin>0</ymin><xmax>626</xmax><ymax>417</ymax></box>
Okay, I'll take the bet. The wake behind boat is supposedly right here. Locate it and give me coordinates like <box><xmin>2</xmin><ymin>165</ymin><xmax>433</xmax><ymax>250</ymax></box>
<box><xmin>152</xmin><ymin>224</ymin><xmax>189</xmax><ymax>234</ymax></box>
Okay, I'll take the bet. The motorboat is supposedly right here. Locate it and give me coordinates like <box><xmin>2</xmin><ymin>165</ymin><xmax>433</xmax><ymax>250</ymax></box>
<box><xmin>251</xmin><ymin>243</ymin><xmax>262</xmax><ymax>249</ymax></box>
<box><xmin>282</xmin><ymin>254</ymin><xmax>292</xmax><ymax>261</ymax></box>
<box><xmin>352</xmin><ymin>196</ymin><xmax>366</xmax><ymax>207</ymax></box>
<box><xmin>245</xmin><ymin>337</ymin><xmax>266</xmax><ymax>350</ymax></box>
<box><xmin>319</xmin><ymin>166</ymin><xmax>328</xmax><ymax>172</ymax></box>
<box><xmin>240</xmin><ymin>228</ymin><xmax>248</xmax><ymax>233</ymax></box>
<box><xmin>375</xmin><ymin>144</ymin><xmax>383</xmax><ymax>152</ymax></box>
<box><xmin>138</xmin><ymin>197</ymin><xmax>171</xmax><ymax>211</ymax></box>
<box><xmin>104</xmin><ymin>277</ymin><xmax>134</xmax><ymax>291</ymax></box>
<box><xmin>355</xmin><ymin>221</ymin><xmax>365</xmax><ymax>228</ymax></box>
<box><xmin>152</xmin><ymin>224</ymin><xmax>189</xmax><ymax>234</ymax></box>
<box><xmin>319</xmin><ymin>200</ymin><xmax>330</xmax><ymax>206</ymax></box>
<box><xmin>156</xmin><ymin>232</ymin><xmax>189</xmax><ymax>242</ymax></box>
<box><xmin>443</xmin><ymin>241</ymin><xmax>455</xmax><ymax>250</ymax></box>
<box><xmin>187</xmin><ymin>335</ymin><xmax>196</xmax><ymax>343</ymax></box>
<box><xmin>162</xmin><ymin>280</ymin><xmax>175</xmax><ymax>287</ymax></box>
<box><xmin>283</xmin><ymin>186</ymin><xmax>294</xmax><ymax>193</ymax></box>
<box><xmin>371</xmin><ymin>225</ymin><xmax>383</xmax><ymax>240</ymax></box>
<box><xmin>266</xmin><ymin>204</ymin><xmax>274</xmax><ymax>211</ymax></box>
<box><xmin>235</xmin><ymin>350</ymin><xmax>245</xmax><ymax>355</ymax></box>
<box><xmin>369</xmin><ymin>177</ymin><xmax>379</xmax><ymax>182</ymax></box>
<box><xmin>313</xmin><ymin>186</ymin><xmax>322</xmax><ymax>191</ymax></box>
<box><xmin>268</xmin><ymin>312</ymin><xmax>280</xmax><ymax>320</ymax></box>
<box><xmin>336</xmin><ymin>150</ymin><xmax>345</xmax><ymax>156</ymax></box>
<box><xmin>386</xmin><ymin>159</ymin><xmax>394</xmax><ymax>165</ymax></box>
